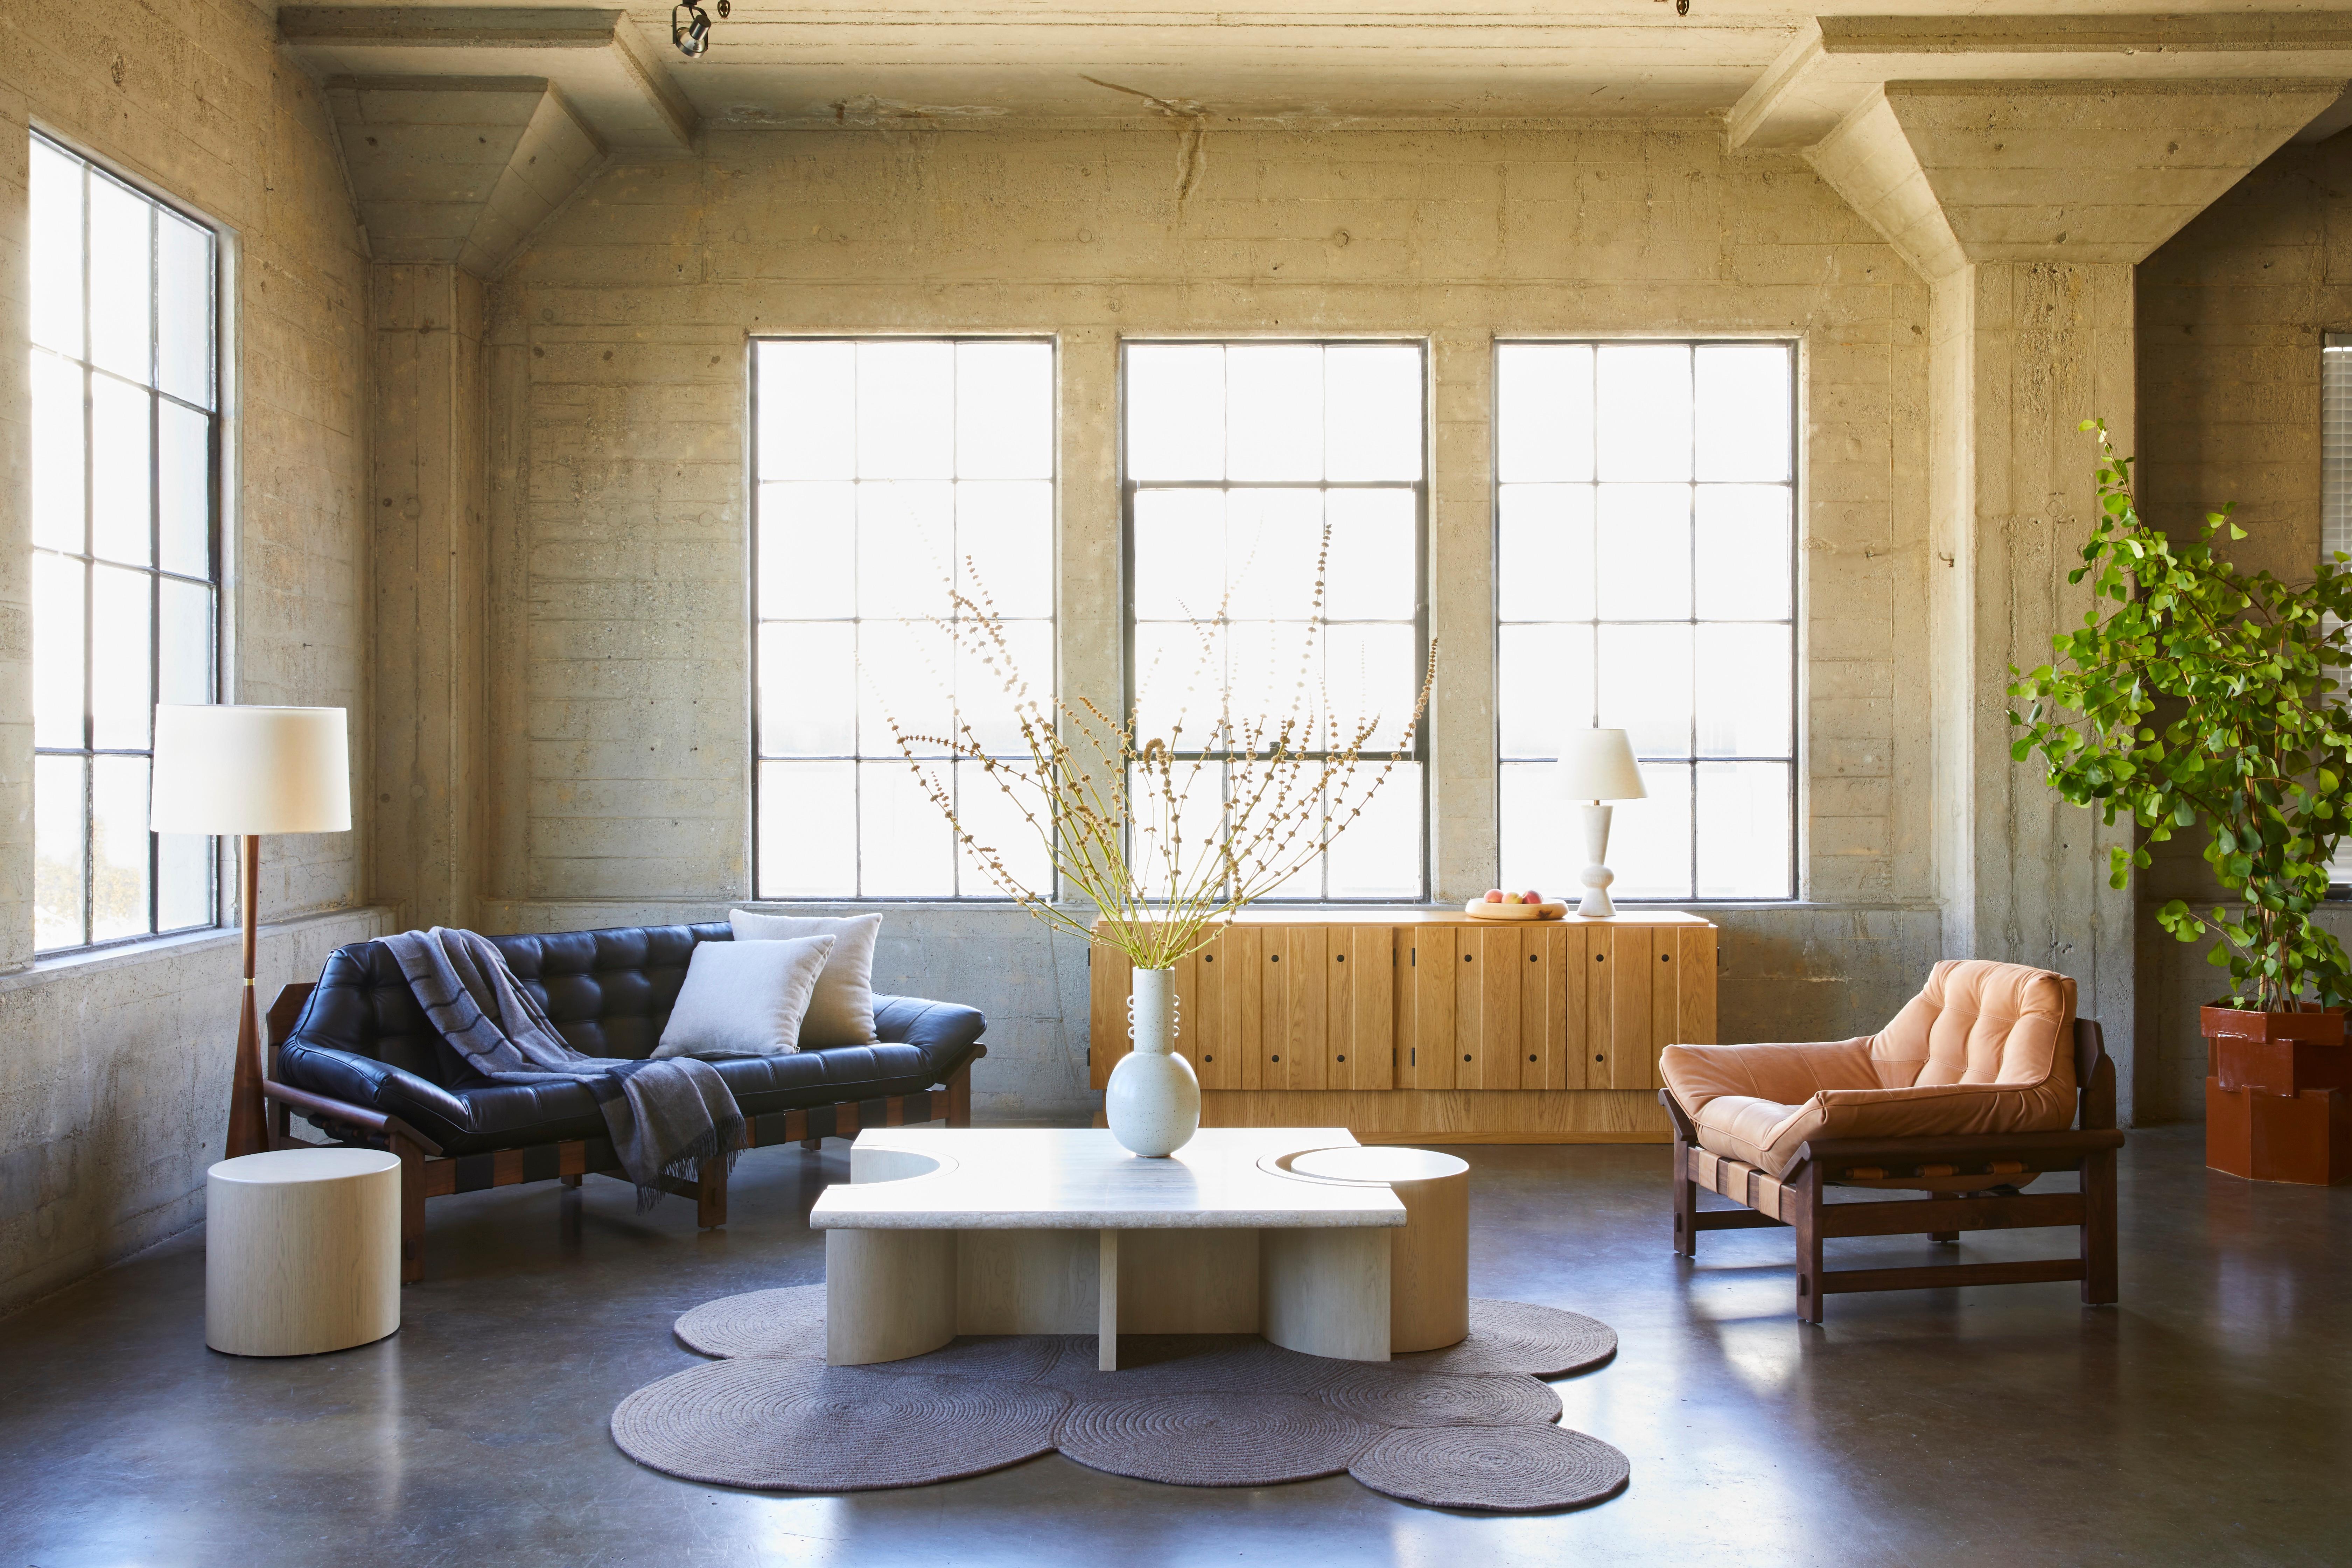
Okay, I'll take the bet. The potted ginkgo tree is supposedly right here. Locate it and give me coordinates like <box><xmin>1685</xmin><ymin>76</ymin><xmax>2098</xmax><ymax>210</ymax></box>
<box><xmin>2008</xmin><ymin>421</ymin><xmax>2352</xmax><ymax>1182</ymax></box>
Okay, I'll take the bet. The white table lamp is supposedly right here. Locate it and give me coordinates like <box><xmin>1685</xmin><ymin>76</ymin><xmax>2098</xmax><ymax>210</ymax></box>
<box><xmin>1553</xmin><ymin>728</ymin><xmax>1647</xmax><ymax>918</ymax></box>
<box><xmin>153</xmin><ymin>705</ymin><xmax>352</xmax><ymax>1161</ymax></box>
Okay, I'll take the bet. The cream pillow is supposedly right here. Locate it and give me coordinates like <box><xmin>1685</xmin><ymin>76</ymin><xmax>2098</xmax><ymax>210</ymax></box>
<box><xmin>728</xmin><ymin>910</ymin><xmax>881</xmax><ymax>1046</ymax></box>
<box><xmin>653</xmin><ymin>934</ymin><xmax>835</xmax><ymax>1059</ymax></box>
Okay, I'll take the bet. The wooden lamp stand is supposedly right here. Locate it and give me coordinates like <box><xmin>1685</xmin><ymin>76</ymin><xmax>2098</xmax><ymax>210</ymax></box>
<box><xmin>224</xmin><ymin>834</ymin><xmax>267</xmax><ymax>1162</ymax></box>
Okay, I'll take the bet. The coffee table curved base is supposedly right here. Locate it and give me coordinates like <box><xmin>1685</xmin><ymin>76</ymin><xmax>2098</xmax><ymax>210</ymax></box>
<box><xmin>826</xmin><ymin>1228</ymin><xmax>958</xmax><ymax>1366</ymax></box>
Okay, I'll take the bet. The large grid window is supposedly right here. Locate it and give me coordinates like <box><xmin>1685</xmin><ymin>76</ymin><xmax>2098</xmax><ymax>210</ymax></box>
<box><xmin>1124</xmin><ymin>340</ymin><xmax>1428</xmax><ymax>901</ymax></box>
<box><xmin>752</xmin><ymin>338</ymin><xmax>1055</xmax><ymax>899</ymax></box>
<box><xmin>29</xmin><ymin>134</ymin><xmax>220</xmax><ymax>952</ymax></box>
<box><xmin>1495</xmin><ymin>340</ymin><xmax>1797</xmax><ymax>902</ymax></box>
<box><xmin>2323</xmin><ymin>334</ymin><xmax>2352</xmax><ymax>889</ymax></box>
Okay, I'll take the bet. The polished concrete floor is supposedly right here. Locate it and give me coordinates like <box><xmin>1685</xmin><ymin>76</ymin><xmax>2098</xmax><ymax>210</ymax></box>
<box><xmin>0</xmin><ymin>1124</ymin><xmax>2344</xmax><ymax>1567</ymax></box>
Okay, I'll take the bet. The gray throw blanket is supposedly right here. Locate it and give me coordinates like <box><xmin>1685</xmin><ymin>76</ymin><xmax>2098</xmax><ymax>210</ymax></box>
<box><xmin>384</xmin><ymin>927</ymin><xmax>742</xmax><ymax>1210</ymax></box>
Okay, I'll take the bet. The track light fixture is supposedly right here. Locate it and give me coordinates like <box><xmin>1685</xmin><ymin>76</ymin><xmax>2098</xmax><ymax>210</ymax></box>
<box><xmin>673</xmin><ymin>0</ymin><xmax>728</xmax><ymax>57</ymax></box>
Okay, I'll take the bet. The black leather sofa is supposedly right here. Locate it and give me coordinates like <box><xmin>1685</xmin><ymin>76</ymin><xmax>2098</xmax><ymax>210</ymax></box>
<box><xmin>261</xmin><ymin>922</ymin><xmax>987</xmax><ymax>1281</ymax></box>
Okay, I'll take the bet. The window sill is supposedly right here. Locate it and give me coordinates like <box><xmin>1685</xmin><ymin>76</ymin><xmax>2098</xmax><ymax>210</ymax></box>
<box><xmin>3</xmin><ymin>904</ymin><xmax>392</xmax><ymax>992</ymax></box>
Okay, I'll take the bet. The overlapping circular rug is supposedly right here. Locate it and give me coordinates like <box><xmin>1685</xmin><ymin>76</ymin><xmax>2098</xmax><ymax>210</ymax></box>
<box><xmin>616</xmin><ymin>1284</ymin><xmax>1628</xmax><ymax>1512</ymax></box>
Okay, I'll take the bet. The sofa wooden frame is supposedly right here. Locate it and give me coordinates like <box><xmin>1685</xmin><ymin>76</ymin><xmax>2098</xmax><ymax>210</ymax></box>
<box><xmin>1660</xmin><ymin>1018</ymin><xmax>2122</xmax><ymax>1323</ymax></box>
<box><xmin>259</xmin><ymin>982</ymin><xmax>983</xmax><ymax>1284</ymax></box>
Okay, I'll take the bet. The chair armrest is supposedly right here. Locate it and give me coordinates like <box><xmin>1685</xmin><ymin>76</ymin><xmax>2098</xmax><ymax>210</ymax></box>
<box><xmin>262</xmin><ymin>1080</ymin><xmax>444</xmax><ymax>1158</ymax></box>
<box><xmin>275</xmin><ymin>1041</ymin><xmax>474</xmax><ymax>1143</ymax></box>
<box><xmin>1658</xmin><ymin>1037</ymin><xmax>1877</xmax><ymax>1114</ymax></box>
<box><xmin>872</xmin><ymin>995</ymin><xmax>988</xmax><ymax>1065</ymax></box>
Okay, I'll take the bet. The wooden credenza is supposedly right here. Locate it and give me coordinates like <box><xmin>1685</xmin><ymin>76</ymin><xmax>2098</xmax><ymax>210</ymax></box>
<box><xmin>1088</xmin><ymin>909</ymin><xmax>1717</xmax><ymax>1144</ymax></box>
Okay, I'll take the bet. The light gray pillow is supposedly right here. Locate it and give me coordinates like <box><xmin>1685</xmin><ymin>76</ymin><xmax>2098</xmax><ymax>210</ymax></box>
<box><xmin>728</xmin><ymin>910</ymin><xmax>881</xmax><ymax>1046</ymax></box>
<box><xmin>653</xmin><ymin>934</ymin><xmax>835</xmax><ymax>1059</ymax></box>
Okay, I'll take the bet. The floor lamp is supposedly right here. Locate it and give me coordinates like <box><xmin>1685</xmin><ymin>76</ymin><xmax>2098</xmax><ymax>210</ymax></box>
<box><xmin>152</xmin><ymin>705</ymin><xmax>352</xmax><ymax>1162</ymax></box>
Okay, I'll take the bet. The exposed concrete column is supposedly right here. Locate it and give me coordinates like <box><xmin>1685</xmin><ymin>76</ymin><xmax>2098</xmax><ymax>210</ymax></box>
<box><xmin>1801</xmin><ymin>79</ymin><xmax>2337</xmax><ymax>1119</ymax></box>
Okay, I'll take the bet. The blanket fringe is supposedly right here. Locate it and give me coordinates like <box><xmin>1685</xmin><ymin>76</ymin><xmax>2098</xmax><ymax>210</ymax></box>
<box><xmin>639</xmin><ymin>1113</ymin><xmax>749</xmax><ymax>1213</ymax></box>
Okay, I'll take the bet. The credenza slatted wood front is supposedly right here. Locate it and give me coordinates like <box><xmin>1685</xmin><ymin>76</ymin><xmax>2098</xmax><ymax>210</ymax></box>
<box><xmin>1089</xmin><ymin>910</ymin><xmax>1717</xmax><ymax>1143</ymax></box>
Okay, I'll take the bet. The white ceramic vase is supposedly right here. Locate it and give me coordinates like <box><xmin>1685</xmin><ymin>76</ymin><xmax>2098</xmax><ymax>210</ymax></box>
<box><xmin>1105</xmin><ymin>966</ymin><xmax>1200</xmax><ymax>1157</ymax></box>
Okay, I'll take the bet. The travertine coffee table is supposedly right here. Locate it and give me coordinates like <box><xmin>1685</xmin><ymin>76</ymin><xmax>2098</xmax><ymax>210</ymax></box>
<box><xmin>810</xmin><ymin>1127</ymin><xmax>1405</xmax><ymax>1370</ymax></box>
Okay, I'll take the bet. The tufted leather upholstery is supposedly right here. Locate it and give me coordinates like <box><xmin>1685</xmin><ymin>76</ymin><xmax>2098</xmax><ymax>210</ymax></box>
<box><xmin>1657</xmin><ymin>959</ymin><xmax>2077</xmax><ymax>1177</ymax></box>
<box><xmin>274</xmin><ymin>923</ymin><xmax>987</xmax><ymax>1156</ymax></box>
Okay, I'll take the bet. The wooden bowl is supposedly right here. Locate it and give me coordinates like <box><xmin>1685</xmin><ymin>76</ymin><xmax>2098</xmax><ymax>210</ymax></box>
<box><xmin>1463</xmin><ymin>898</ymin><xmax>1568</xmax><ymax>921</ymax></box>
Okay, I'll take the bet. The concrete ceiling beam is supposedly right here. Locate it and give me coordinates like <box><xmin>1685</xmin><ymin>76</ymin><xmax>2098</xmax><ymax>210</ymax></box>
<box><xmin>1732</xmin><ymin>13</ymin><xmax>2352</xmax><ymax>150</ymax></box>
<box><xmin>281</xmin><ymin>6</ymin><xmax>697</xmax><ymax>154</ymax></box>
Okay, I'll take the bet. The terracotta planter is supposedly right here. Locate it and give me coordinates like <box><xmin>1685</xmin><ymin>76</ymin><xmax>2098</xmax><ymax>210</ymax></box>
<box><xmin>2200</xmin><ymin>1003</ymin><xmax>2351</xmax><ymax>1185</ymax></box>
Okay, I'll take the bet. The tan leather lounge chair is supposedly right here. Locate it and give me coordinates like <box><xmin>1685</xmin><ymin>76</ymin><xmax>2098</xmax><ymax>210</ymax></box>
<box><xmin>1657</xmin><ymin>959</ymin><xmax>2122</xmax><ymax>1322</ymax></box>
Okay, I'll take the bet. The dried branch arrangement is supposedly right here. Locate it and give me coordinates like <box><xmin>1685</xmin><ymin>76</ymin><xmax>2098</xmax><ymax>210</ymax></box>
<box><xmin>886</xmin><ymin>524</ymin><xmax>1437</xmax><ymax>971</ymax></box>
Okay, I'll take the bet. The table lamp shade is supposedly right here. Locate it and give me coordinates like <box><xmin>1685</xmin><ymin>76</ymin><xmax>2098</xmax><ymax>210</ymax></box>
<box><xmin>150</xmin><ymin>705</ymin><xmax>352</xmax><ymax>836</ymax></box>
<box><xmin>1553</xmin><ymin>727</ymin><xmax>1647</xmax><ymax>803</ymax></box>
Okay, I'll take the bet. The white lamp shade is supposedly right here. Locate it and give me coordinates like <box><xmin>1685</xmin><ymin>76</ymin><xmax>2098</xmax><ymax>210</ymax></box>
<box><xmin>1553</xmin><ymin>727</ymin><xmax>1648</xmax><ymax>802</ymax></box>
<box><xmin>150</xmin><ymin>706</ymin><xmax>352</xmax><ymax>835</ymax></box>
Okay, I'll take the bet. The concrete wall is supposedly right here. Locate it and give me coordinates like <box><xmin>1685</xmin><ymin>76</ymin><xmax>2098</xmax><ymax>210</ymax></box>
<box><xmin>2136</xmin><ymin>130</ymin><xmax>2352</xmax><ymax>1122</ymax></box>
<box><xmin>487</xmin><ymin>123</ymin><xmax>1941</xmax><ymax>1122</ymax></box>
<box><xmin>0</xmin><ymin>1</ymin><xmax>385</xmax><ymax>1315</ymax></box>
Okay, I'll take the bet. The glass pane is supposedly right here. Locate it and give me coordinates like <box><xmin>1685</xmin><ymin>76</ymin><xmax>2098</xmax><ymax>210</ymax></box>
<box><xmin>35</xmin><ymin>754</ymin><xmax>86</xmax><ymax>950</ymax></box>
<box><xmin>857</xmin><ymin>618</ymin><xmax>953</xmax><ymax>755</ymax></box>
<box><xmin>29</xmin><ymin>140</ymin><xmax>83</xmax><ymax>358</ymax></box>
<box><xmin>1226</xmin><ymin>344</ymin><xmax>1323</xmax><ymax>482</ymax></box>
<box><xmin>1499</xmin><ymin>760</ymin><xmax>1570</xmax><ymax>896</ymax></box>
<box><xmin>1595</xmin><ymin>343</ymin><xmax>1691</xmax><ymax>482</ymax></box>
<box><xmin>1325</xmin><ymin>761</ymin><xmax>1422</xmax><ymax>898</ymax></box>
<box><xmin>157</xmin><ymin>579</ymin><xmax>211</xmax><ymax>707</ymax></box>
<box><xmin>1497</xmin><ymin>343</ymin><xmax>1595</xmax><ymax>483</ymax></box>
<box><xmin>758</xmin><ymin>482</ymin><xmax>855</xmax><ymax>617</ymax></box>
<box><xmin>955</xmin><ymin>758</ymin><xmax>1051</xmax><ymax>897</ymax></box>
<box><xmin>33</xmin><ymin>553</ymin><xmax>85</xmax><ymax>749</ymax></box>
<box><xmin>1125</xmin><ymin>344</ymin><xmax>1224</xmax><ymax>480</ymax></box>
<box><xmin>957</xmin><ymin>480</ymin><xmax>1052</xmax><ymax>620</ymax></box>
<box><xmin>1134</xmin><ymin>621</ymin><xmax>1221</xmax><ymax>748</ymax></box>
<box><xmin>157</xmin><ymin>399</ymin><xmax>210</xmax><ymax>577</ymax></box>
<box><xmin>1225</xmin><ymin>489</ymin><xmax>1323</xmax><ymax>620</ymax></box>
<box><xmin>958</xmin><ymin>618</ymin><xmax>1051</xmax><ymax>754</ymax></box>
<box><xmin>757</xmin><ymin>340</ymin><xmax>856</xmax><ymax>480</ymax></box>
<box><xmin>90</xmin><ymin>374</ymin><xmax>151</xmax><ymax>566</ymax></box>
<box><xmin>1323</xmin><ymin>488</ymin><xmax>1415</xmax><ymax>621</ymax></box>
<box><xmin>758</xmin><ymin>623</ymin><xmax>855</xmax><ymax>755</ymax></box>
<box><xmin>756</xmin><ymin>760</ymin><xmax>856</xmax><ymax>897</ymax></box>
<box><xmin>1696</xmin><ymin>624</ymin><xmax>1793</xmax><ymax>758</ymax></box>
<box><xmin>1694</xmin><ymin>484</ymin><xmax>1793</xmax><ymax>621</ymax></box>
<box><xmin>1697</xmin><ymin>761</ymin><xmax>1791</xmax><ymax>898</ymax></box>
<box><xmin>855</xmin><ymin>341</ymin><xmax>953</xmax><ymax>479</ymax></box>
<box><xmin>1323</xmin><ymin>344</ymin><xmax>1421</xmax><ymax>482</ymax></box>
<box><xmin>30</xmin><ymin>352</ymin><xmax>85</xmax><ymax>553</ymax></box>
<box><xmin>92</xmin><ymin>755</ymin><xmax>150</xmax><ymax>942</ymax></box>
<box><xmin>1609</xmin><ymin>762</ymin><xmax>1693</xmax><ymax>901</ymax></box>
<box><xmin>156</xmin><ymin>210</ymin><xmax>213</xmax><ymax>409</ymax></box>
<box><xmin>1496</xmin><ymin>485</ymin><xmax>1594</xmax><ymax>623</ymax></box>
<box><xmin>1597</xmin><ymin>623</ymin><xmax>1693</xmax><ymax>758</ymax></box>
<box><xmin>90</xmin><ymin>565</ymin><xmax>151</xmax><ymax>750</ymax></box>
<box><xmin>1132</xmin><ymin>489</ymin><xmax>1225</xmax><ymax>621</ymax></box>
<box><xmin>1227</xmin><ymin>758</ymin><xmax>1323</xmax><ymax>898</ymax></box>
<box><xmin>955</xmin><ymin>341</ymin><xmax>1052</xmax><ymax>480</ymax></box>
<box><xmin>859</xmin><ymin>759</ymin><xmax>955</xmax><ymax>896</ymax></box>
<box><xmin>158</xmin><ymin>827</ymin><xmax>210</xmax><ymax>931</ymax></box>
<box><xmin>1595</xmin><ymin>484</ymin><xmax>1691</xmax><ymax>621</ymax></box>
<box><xmin>855</xmin><ymin>481</ymin><xmax>953</xmax><ymax>618</ymax></box>
<box><xmin>1497</xmin><ymin>623</ymin><xmax>1593</xmax><ymax>761</ymax></box>
<box><xmin>1695</xmin><ymin>344</ymin><xmax>1792</xmax><ymax>483</ymax></box>
<box><xmin>87</xmin><ymin>174</ymin><xmax>151</xmax><ymax>385</ymax></box>
<box><xmin>1324</xmin><ymin>623</ymin><xmax>1418</xmax><ymax>753</ymax></box>
<box><xmin>1226</xmin><ymin>621</ymin><xmax>1320</xmax><ymax>748</ymax></box>
<box><xmin>1129</xmin><ymin>758</ymin><xmax>1228</xmax><ymax>901</ymax></box>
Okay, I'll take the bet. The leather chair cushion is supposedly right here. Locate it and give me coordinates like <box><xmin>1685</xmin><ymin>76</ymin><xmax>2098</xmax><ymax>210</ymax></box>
<box><xmin>273</xmin><ymin>926</ymin><xmax>986</xmax><ymax>1157</ymax></box>
<box><xmin>1658</xmin><ymin>959</ymin><xmax>2078</xmax><ymax>1178</ymax></box>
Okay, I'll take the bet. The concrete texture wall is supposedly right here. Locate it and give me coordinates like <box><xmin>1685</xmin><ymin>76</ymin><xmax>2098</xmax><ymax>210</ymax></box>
<box><xmin>2136</xmin><ymin>129</ymin><xmax>2352</xmax><ymax>1122</ymax></box>
<box><xmin>0</xmin><ymin>0</ymin><xmax>385</xmax><ymax>1315</ymax></box>
<box><xmin>486</xmin><ymin>122</ymin><xmax>1941</xmax><ymax>1123</ymax></box>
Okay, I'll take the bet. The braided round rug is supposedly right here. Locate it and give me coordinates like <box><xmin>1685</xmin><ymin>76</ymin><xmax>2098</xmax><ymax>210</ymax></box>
<box><xmin>1059</xmin><ymin>1391</ymin><xmax>1378</xmax><ymax>1486</ymax></box>
<box><xmin>610</xmin><ymin>1357</ymin><xmax>1066</xmax><ymax>1491</ymax></box>
<box><xmin>626</xmin><ymin>1288</ymin><xmax>1629</xmax><ymax>1511</ymax></box>
<box><xmin>1349</xmin><ymin>1424</ymin><xmax>1632</xmax><ymax>1513</ymax></box>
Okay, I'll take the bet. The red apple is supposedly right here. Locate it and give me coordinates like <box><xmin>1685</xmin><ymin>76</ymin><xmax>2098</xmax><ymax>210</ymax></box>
<box><xmin>1524</xmin><ymin>889</ymin><xmax>1543</xmax><ymax>905</ymax></box>
<box><xmin>1484</xmin><ymin>889</ymin><xmax>1504</xmax><ymax>902</ymax></box>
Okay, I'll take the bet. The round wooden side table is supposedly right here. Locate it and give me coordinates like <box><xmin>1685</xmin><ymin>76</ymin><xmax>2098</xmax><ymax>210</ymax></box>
<box><xmin>1289</xmin><ymin>1145</ymin><xmax>1470</xmax><ymax>1352</ymax></box>
<box><xmin>205</xmin><ymin>1147</ymin><xmax>402</xmax><ymax>1357</ymax></box>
